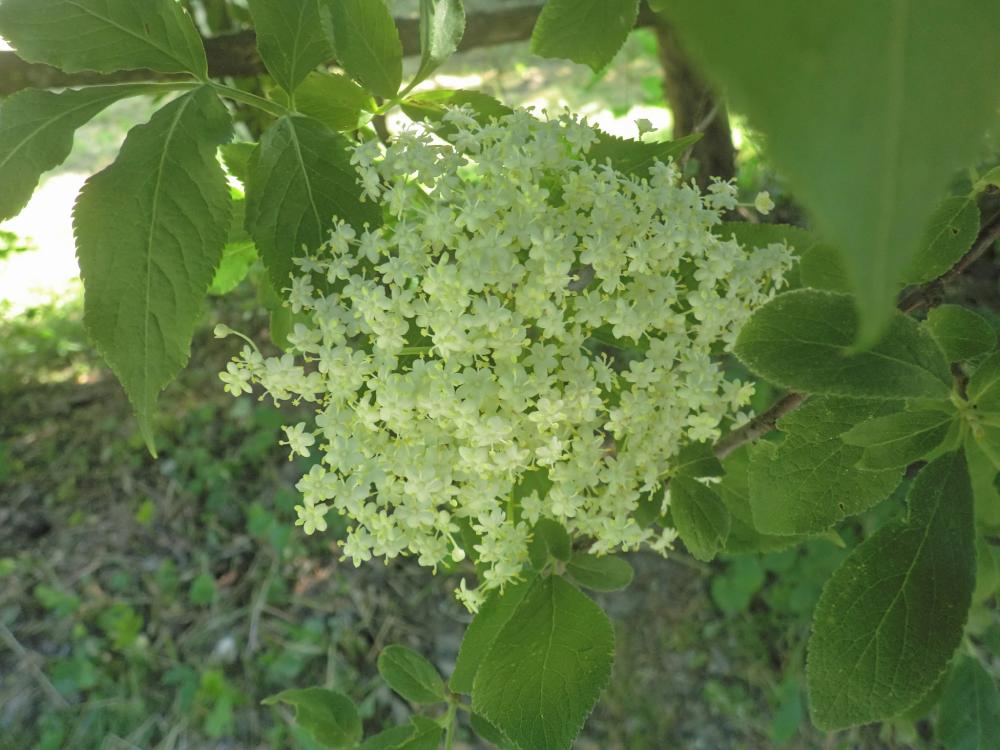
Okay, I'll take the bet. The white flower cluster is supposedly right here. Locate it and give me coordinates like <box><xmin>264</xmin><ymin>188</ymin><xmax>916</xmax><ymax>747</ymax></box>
<box><xmin>219</xmin><ymin>108</ymin><xmax>793</xmax><ymax>610</ymax></box>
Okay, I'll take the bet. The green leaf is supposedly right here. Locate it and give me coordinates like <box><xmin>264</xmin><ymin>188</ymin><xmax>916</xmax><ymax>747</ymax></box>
<box><xmin>969</xmin><ymin>351</ymin><xmax>1000</xmax><ymax>412</ymax></box>
<box><xmin>906</xmin><ymin>195</ymin><xmax>981</xmax><ymax>284</ymax></box>
<box><xmin>74</xmin><ymin>87</ymin><xmax>232</xmax><ymax>456</ymax></box>
<box><xmin>376</xmin><ymin>645</ymin><xmax>446</xmax><ymax>705</ymax></box>
<box><xmin>662</xmin><ymin>1</ymin><xmax>1000</xmax><ymax>344</ymax></box>
<box><xmin>974</xmin><ymin>536</ymin><xmax>1000</xmax><ymax>602</ymax></box>
<box><xmin>411</xmin><ymin>0</ymin><xmax>466</xmax><ymax>88</ymax></box>
<box><xmin>797</xmin><ymin>244</ymin><xmax>853</xmax><ymax>294</ymax></box>
<box><xmin>262</xmin><ymin>688</ymin><xmax>362</xmax><ymax>749</ymax></box>
<box><xmin>967</xmin><ymin>434</ymin><xmax>1000</xmax><ymax>531</ymax></box>
<box><xmin>531</xmin><ymin>0</ymin><xmax>640</xmax><ymax>73</ymax></box>
<box><xmin>272</xmin><ymin>72</ymin><xmax>374</xmax><ymax>132</ymax></box>
<box><xmin>220</xmin><ymin>142</ymin><xmax>256</xmax><ymax>184</ymax></box>
<box><xmin>734</xmin><ymin>289</ymin><xmax>952</xmax><ymax>399</ymax></box>
<box><xmin>806</xmin><ymin>451</ymin><xmax>976</xmax><ymax>730</ymax></box>
<box><xmin>469</xmin><ymin>713</ymin><xmax>515</xmax><ymax>749</ymax></box>
<box><xmin>472</xmin><ymin>576</ymin><xmax>614</xmax><ymax>750</ymax></box>
<box><xmin>671</xmin><ymin>441</ymin><xmax>724</xmax><ymax>479</ymax></box>
<box><xmin>0</xmin><ymin>84</ymin><xmax>151</xmax><ymax>221</ymax></box>
<box><xmin>450</xmin><ymin>577</ymin><xmax>533</xmax><ymax>694</ymax></box>
<box><xmin>748</xmin><ymin>397</ymin><xmax>903</xmax><ymax>535</ymax></box>
<box><xmin>244</xmin><ymin>115</ymin><xmax>380</xmax><ymax>290</ymax></box>
<box><xmin>937</xmin><ymin>656</ymin><xmax>1000</xmax><ymax>750</ymax></box>
<box><xmin>0</xmin><ymin>0</ymin><xmax>207</xmax><ymax>76</ymax></box>
<box><xmin>247</xmin><ymin>0</ymin><xmax>333</xmax><ymax>93</ymax></box>
<box><xmin>669</xmin><ymin>476</ymin><xmax>730</xmax><ymax>561</ymax></box>
<box><xmin>401</xmin><ymin>89</ymin><xmax>512</xmax><ymax>135</ymax></box>
<box><xmin>711</xmin><ymin>556</ymin><xmax>766</xmax><ymax>617</ymax></box>
<box><xmin>533</xmin><ymin>518</ymin><xmax>572</xmax><ymax>562</ymax></box>
<box><xmin>209</xmin><ymin>242</ymin><xmax>257</xmax><ymax>296</ymax></box>
<box><xmin>587</xmin><ymin>131</ymin><xmax>702</xmax><ymax>179</ymax></box>
<box><xmin>718</xmin><ymin>445</ymin><xmax>807</xmax><ymax>553</ymax></box>
<box><xmin>356</xmin><ymin>725</ymin><xmax>415</xmax><ymax>750</ymax></box>
<box><xmin>841</xmin><ymin>409</ymin><xmax>956</xmax><ymax>470</ymax></box>
<box><xmin>323</xmin><ymin>0</ymin><xmax>403</xmax><ymax>99</ymax></box>
<box><xmin>925</xmin><ymin>305</ymin><xmax>997</xmax><ymax>363</ymax></box>
<box><xmin>399</xmin><ymin>716</ymin><xmax>444</xmax><ymax>750</ymax></box>
<box><xmin>566</xmin><ymin>553</ymin><xmax>634</xmax><ymax>592</ymax></box>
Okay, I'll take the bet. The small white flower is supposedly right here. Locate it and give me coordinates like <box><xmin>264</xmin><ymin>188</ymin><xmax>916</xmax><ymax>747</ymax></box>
<box><xmin>280</xmin><ymin>422</ymin><xmax>315</xmax><ymax>459</ymax></box>
<box><xmin>754</xmin><ymin>190</ymin><xmax>775</xmax><ymax>215</ymax></box>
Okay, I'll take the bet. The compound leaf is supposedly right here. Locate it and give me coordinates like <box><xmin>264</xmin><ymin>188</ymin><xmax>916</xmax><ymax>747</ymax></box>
<box><xmin>247</xmin><ymin>0</ymin><xmax>333</xmax><ymax>93</ymax></box>
<box><xmin>323</xmin><ymin>0</ymin><xmax>402</xmax><ymax>99</ymax></box>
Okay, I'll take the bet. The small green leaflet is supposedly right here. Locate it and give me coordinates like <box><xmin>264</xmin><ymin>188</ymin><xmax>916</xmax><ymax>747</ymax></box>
<box><xmin>668</xmin><ymin>476</ymin><xmax>730</xmax><ymax>562</ymax></box>
<box><xmin>247</xmin><ymin>0</ymin><xmax>333</xmax><ymax>94</ymax></box>
<box><xmin>718</xmin><ymin>446</ymin><xmax>806</xmax><ymax>554</ymax></box>
<box><xmin>748</xmin><ymin>397</ymin><xmax>903</xmax><ymax>535</ymax></box>
<box><xmin>531</xmin><ymin>0</ymin><xmax>639</xmax><ymax>73</ymax></box>
<box><xmin>529</xmin><ymin>518</ymin><xmax>572</xmax><ymax>568</ymax></box>
<box><xmin>841</xmin><ymin>409</ymin><xmax>956</xmax><ymax>471</ymax></box>
<box><xmin>323</xmin><ymin>0</ymin><xmax>403</xmax><ymax>99</ymax></box>
<box><xmin>450</xmin><ymin>577</ymin><xmax>534</xmax><ymax>694</ymax></box>
<box><xmin>356</xmin><ymin>724</ymin><xmax>415</xmax><ymax>750</ymax></box>
<box><xmin>925</xmin><ymin>305</ymin><xmax>996</xmax><ymax>363</ymax></box>
<box><xmin>973</xmin><ymin>536</ymin><xmax>1000</xmax><ymax>603</ymax></box>
<box><xmin>400</xmin><ymin>716</ymin><xmax>444</xmax><ymax>750</ymax></box>
<box><xmin>410</xmin><ymin>0</ymin><xmax>466</xmax><ymax>90</ymax></box>
<box><xmin>735</xmin><ymin>289</ymin><xmax>952</xmax><ymax>399</ymax></box>
<box><xmin>587</xmin><ymin>132</ymin><xmax>701</xmax><ymax>179</ymax></box>
<box><xmin>220</xmin><ymin>142</ymin><xmax>256</xmax><ymax>184</ymax></box>
<box><xmin>244</xmin><ymin>115</ymin><xmax>380</xmax><ymax>290</ymax></box>
<box><xmin>969</xmin><ymin>351</ymin><xmax>1000</xmax><ymax>413</ymax></box>
<box><xmin>967</xmin><ymin>435</ymin><xmax>1000</xmax><ymax>531</ymax></box>
<box><xmin>0</xmin><ymin>85</ymin><xmax>155</xmax><ymax>221</ymax></box>
<box><xmin>936</xmin><ymin>655</ymin><xmax>1000</xmax><ymax>750</ymax></box>
<box><xmin>711</xmin><ymin>556</ymin><xmax>765</xmax><ymax>617</ymax></box>
<box><xmin>0</xmin><ymin>0</ymin><xmax>208</xmax><ymax>76</ymax></box>
<box><xmin>376</xmin><ymin>645</ymin><xmax>446</xmax><ymax>705</ymax></box>
<box><xmin>906</xmin><ymin>195</ymin><xmax>981</xmax><ymax>284</ymax></box>
<box><xmin>566</xmin><ymin>553</ymin><xmax>634</xmax><ymax>592</ymax></box>
<box><xmin>661</xmin><ymin>1</ymin><xmax>1000</xmax><ymax>345</ymax></box>
<box><xmin>262</xmin><ymin>687</ymin><xmax>362</xmax><ymax>749</ymax></box>
<box><xmin>74</xmin><ymin>87</ymin><xmax>233</xmax><ymax>456</ymax></box>
<box><xmin>472</xmin><ymin>577</ymin><xmax>614</xmax><ymax>750</ymax></box>
<box><xmin>671</xmin><ymin>441</ymin><xmax>724</xmax><ymax>479</ymax></box>
<box><xmin>807</xmin><ymin>451</ymin><xmax>976</xmax><ymax>730</ymax></box>
<box><xmin>271</xmin><ymin>72</ymin><xmax>375</xmax><ymax>132</ymax></box>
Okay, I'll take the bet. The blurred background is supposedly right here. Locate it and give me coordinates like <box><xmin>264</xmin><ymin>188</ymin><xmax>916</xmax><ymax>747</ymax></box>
<box><xmin>3</xmin><ymin>2</ymin><xmax>993</xmax><ymax>748</ymax></box>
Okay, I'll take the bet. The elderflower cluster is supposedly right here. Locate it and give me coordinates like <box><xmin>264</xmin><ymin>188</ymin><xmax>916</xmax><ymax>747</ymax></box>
<box><xmin>219</xmin><ymin>108</ymin><xmax>793</xmax><ymax>610</ymax></box>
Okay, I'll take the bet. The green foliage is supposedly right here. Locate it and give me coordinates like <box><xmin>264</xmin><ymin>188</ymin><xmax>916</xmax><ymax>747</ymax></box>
<box><xmin>907</xmin><ymin>195</ymin><xmax>981</xmax><ymax>284</ymax></box>
<box><xmin>841</xmin><ymin>409</ymin><xmax>957</xmax><ymax>470</ymax></box>
<box><xmin>74</xmin><ymin>86</ymin><xmax>233</xmax><ymax>455</ymax></box>
<box><xmin>565</xmin><ymin>553</ymin><xmax>635</xmax><ymax>591</ymax></box>
<box><xmin>748</xmin><ymin>397</ymin><xmax>903</xmax><ymax>535</ymax></box>
<box><xmin>472</xmin><ymin>576</ymin><xmax>614</xmax><ymax>750</ymax></box>
<box><xmin>376</xmin><ymin>645</ymin><xmax>446</xmax><ymax>705</ymax></box>
<box><xmin>668</xmin><ymin>476</ymin><xmax>730</xmax><ymax>562</ymax></box>
<box><xmin>586</xmin><ymin>131</ymin><xmax>701</xmax><ymax>178</ymax></box>
<box><xmin>323</xmin><ymin>0</ymin><xmax>402</xmax><ymax>99</ymax></box>
<box><xmin>669</xmin><ymin>441</ymin><xmax>723</xmax><ymax>479</ymax></box>
<box><xmin>735</xmin><ymin>290</ymin><xmax>952</xmax><ymax>399</ymax></box>
<box><xmin>807</xmin><ymin>451</ymin><xmax>976</xmax><ymax>729</ymax></box>
<box><xmin>529</xmin><ymin>518</ymin><xmax>572</xmax><ymax>568</ymax></box>
<box><xmin>263</xmin><ymin>687</ymin><xmax>362</xmax><ymax>748</ymax></box>
<box><xmin>243</xmin><ymin>116</ymin><xmax>379</xmax><ymax>289</ymax></box>
<box><xmin>969</xmin><ymin>351</ymin><xmax>1000</xmax><ymax>412</ymax></box>
<box><xmin>272</xmin><ymin>72</ymin><xmax>375</xmax><ymax>132</ymax></box>
<box><xmin>450</xmin><ymin>578</ymin><xmax>533</xmax><ymax>694</ymax></box>
<box><xmin>925</xmin><ymin>305</ymin><xmax>997</xmax><ymax>362</ymax></box>
<box><xmin>936</xmin><ymin>655</ymin><xmax>1000</xmax><ymax>750</ymax></box>
<box><xmin>531</xmin><ymin>0</ymin><xmax>639</xmax><ymax>73</ymax></box>
<box><xmin>710</xmin><ymin>556</ymin><xmax>765</xmax><ymax>617</ymax></box>
<box><xmin>660</xmin><ymin>0</ymin><xmax>1000</xmax><ymax>343</ymax></box>
<box><xmin>411</xmin><ymin>0</ymin><xmax>467</xmax><ymax>89</ymax></box>
<box><xmin>0</xmin><ymin>0</ymin><xmax>208</xmax><ymax>76</ymax></box>
<box><xmin>247</xmin><ymin>0</ymin><xmax>333</xmax><ymax>94</ymax></box>
<box><xmin>0</xmin><ymin>85</ymin><xmax>152</xmax><ymax>221</ymax></box>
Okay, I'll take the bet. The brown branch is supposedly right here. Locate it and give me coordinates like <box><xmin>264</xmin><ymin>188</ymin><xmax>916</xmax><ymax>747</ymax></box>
<box><xmin>713</xmin><ymin>209</ymin><xmax>1000</xmax><ymax>459</ymax></box>
<box><xmin>0</xmin><ymin>4</ymin><xmax>661</xmax><ymax>96</ymax></box>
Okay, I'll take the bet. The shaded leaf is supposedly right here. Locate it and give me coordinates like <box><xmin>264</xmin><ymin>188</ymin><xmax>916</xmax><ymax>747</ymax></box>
<box><xmin>735</xmin><ymin>289</ymin><xmax>952</xmax><ymax>399</ymax></box>
<box><xmin>807</xmin><ymin>451</ymin><xmax>976</xmax><ymax>729</ymax></box>
<box><xmin>377</xmin><ymin>645</ymin><xmax>446</xmax><ymax>705</ymax></box>
<box><xmin>531</xmin><ymin>0</ymin><xmax>640</xmax><ymax>72</ymax></box>
<box><xmin>907</xmin><ymin>195</ymin><xmax>981</xmax><ymax>284</ymax></box>
<box><xmin>472</xmin><ymin>577</ymin><xmax>614</xmax><ymax>750</ymax></box>
<box><xmin>925</xmin><ymin>305</ymin><xmax>996</xmax><ymax>363</ymax></box>
<box><xmin>937</xmin><ymin>655</ymin><xmax>1000</xmax><ymax>750</ymax></box>
<box><xmin>671</xmin><ymin>441</ymin><xmax>723</xmax><ymax>479</ymax></box>
<box><xmin>244</xmin><ymin>115</ymin><xmax>380</xmax><ymax>290</ymax></box>
<box><xmin>566</xmin><ymin>553</ymin><xmax>634</xmax><ymax>592</ymax></box>
<box><xmin>841</xmin><ymin>409</ymin><xmax>956</xmax><ymax>470</ymax></box>
<box><xmin>411</xmin><ymin>0</ymin><xmax>466</xmax><ymax>88</ymax></box>
<box><xmin>0</xmin><ymin>0</ymin><xmax>207</xmax><ymax>76</ymax></box>
<box><xmin>263</xmin><ymin>687</ymin><xmax>362</xmax><ymax>749</ymax></box>
<box><xmin>0</xmin><ymin>84</ymin><xmax>151</xmax><ymax>221</ymax></box>
<box><xmin>247</xmin><ymin>0</ymin><xmax>333</xmax><ymax>94</ymax></box>
<box><xmin>272</xmin><ymin>72</ymin><xmax>374</xmax><ymax>132</ymax></box>
<box><xmin>323</xmin><ymin>0</ymin><xmax>403</xmax><ymax>99</ymax></box>
<box><xmin>669</xmin><ymin>476</ymin><xmax>730</xmax><ymax>561</ymax></box>
<box><xmin>661</xmin><ymin>1</ymin><xmax>1000</xmax><ymax>343</ymax></box>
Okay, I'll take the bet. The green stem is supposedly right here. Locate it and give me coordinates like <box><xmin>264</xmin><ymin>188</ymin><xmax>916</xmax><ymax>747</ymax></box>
<box><xmin>443</xmin><ymin>701</ymin><xmax>458</xmax><ymax>750</ymax></box>
<box><xmin>209</xmin><ymin>82</ymin><xmax>290</xmax><ymax>118</ymax></box>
